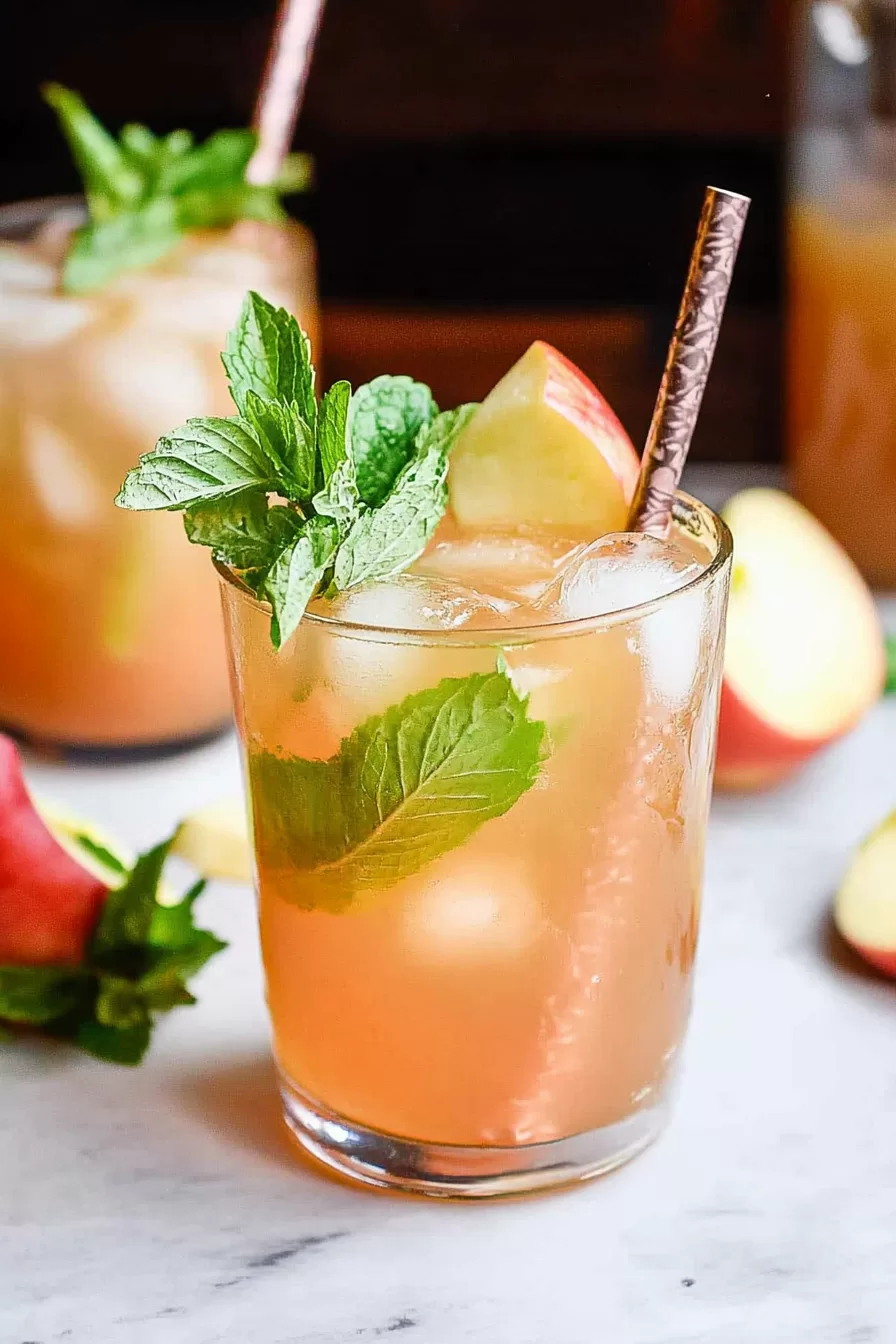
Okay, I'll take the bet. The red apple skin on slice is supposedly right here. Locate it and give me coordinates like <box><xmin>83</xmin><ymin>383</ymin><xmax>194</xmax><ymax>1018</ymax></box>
<box><xmin>0</xmin><ymin>734</ymin><xmax>108</xmax><ymax>965</ymax></box>
<box><xmin>834</xmin><ymin>812</ymin><xmax>896</xmax><ymax>978</ymax></box>
<box><xmin>715</xmin><ymin>490</ymin><xmax>885</xmax><ymax>792</ymax></box>
<box><xmin>448</xmin><ymin>341</ymin><xmax>641</xmax><ymax>533</ymax></box>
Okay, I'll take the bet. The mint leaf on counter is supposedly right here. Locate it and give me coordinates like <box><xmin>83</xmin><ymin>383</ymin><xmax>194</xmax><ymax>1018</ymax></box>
<box><xmin>348</xmin><ymin>375</ymin><xmax>437</xmax><ymax>506</ymax></box>
<box><xmin>0</xmin><ymin>833</ymin><xmax>226</xmax><ymax>1067</ymax></box>
<box><xmin>44</xmin><ymin>86</ymin><xmax>310</xmax><ymax>290</ymax></box>
<box><xmin>333</xmin><ymin>443</ymin><xmax>449</xmax><ymax>590</ymax></box>
<box><xmin>116</xmin><ymin>416</ymin><xmax>279</xmax><ymax>511</ymax></box>
<box><xmin>885</xmin><ymin>634</ymin><xmax>896</xmax><ymax>694</ymax></box>
<box><xmin>248</xmin><ymin>668</ymin><xmax>546</xmax><ymax>910</ymax></box>
<box><xmin>0</xmin><ymin>966</ymin><xmax>90</xmax><ymax>1024</ymax></box>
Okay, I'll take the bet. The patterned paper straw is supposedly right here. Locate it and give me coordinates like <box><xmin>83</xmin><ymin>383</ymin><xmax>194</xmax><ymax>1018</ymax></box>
<box><xmin>628</xmin><ymin>187</ymin><xmax>750</xmax><ymax>537</ymax></box>
<box><xmin>246</xmin><ymin>0</ymin><xmax>327</xmax><ymax>187</ymax></box>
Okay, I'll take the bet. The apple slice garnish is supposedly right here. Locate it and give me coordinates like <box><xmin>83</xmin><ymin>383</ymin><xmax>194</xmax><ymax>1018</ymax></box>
<box><xmin>716</xmin><ymin>489</ymin><xmax>885</xmax><ymax>790</ymax></box>
<box><xmin>173</xmin><ymin>798</ymin><xmax>252</xmax><ymax>883</ymax></box>
<box><xmin>835</xmin><ymin>813</ymin><xmax>896</xmax><ymax>977</ymax></box>
<box><xmin>448</xmin><ymin>341</ymin><xmax>640</xmax><ymax>532</ymax></box>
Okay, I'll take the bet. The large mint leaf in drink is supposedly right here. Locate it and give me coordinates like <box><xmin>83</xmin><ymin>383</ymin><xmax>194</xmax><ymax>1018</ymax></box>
<box><xmin>248</xmin><ymin>669</ymin><xmax>547</xmax><ymax>911</ymax></box>
<box><xmin>222</xmin><ymin>293</ymin><xmax>316</xmax><ymax>429</ymax></box>
<box><xmin>43</xmin><ymin>85</ymin><xmax>310</xmax><ymax>291</ymax></box>
<box><xmin>348</xmin><ymin>376</ymin><xmax>437</xmax><ymax>506</ymax></box>
<box><xmin>116</xmin><ymin>417</ymin><xmax>280</xmax><ymax>510</ymax></box>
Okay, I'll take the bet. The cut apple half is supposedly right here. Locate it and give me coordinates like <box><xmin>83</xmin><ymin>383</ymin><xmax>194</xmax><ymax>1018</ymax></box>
<box><xmin>835</xmin><ymin>813</ymin><xmax>896</xmax><ymax>977</ymax></box>
<box><xmin>716</xmin><ymin>489</ymin><xmax>885</xmax><ymax>790</ymax></box>
<box><xmin>173</xmin><ymin>798</ymin><xmax>252</xmax><ymax>883</ymax></box>
<box><xmin>448</xmin><ymin>341</ymin><xmax>640</xmax><ymax>532</ymax></box>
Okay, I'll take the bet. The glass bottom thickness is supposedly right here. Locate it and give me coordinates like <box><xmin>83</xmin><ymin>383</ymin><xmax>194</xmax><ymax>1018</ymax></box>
<box><xmin>280</xmin><ymin>1073</ymin><xmax>669</xmax><ymax>1199</ymax></box>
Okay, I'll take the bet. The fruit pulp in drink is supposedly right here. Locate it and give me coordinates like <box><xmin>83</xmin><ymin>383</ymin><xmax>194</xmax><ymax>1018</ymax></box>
<box><xmin>223</xmin><ymin>509</ymin><xmax>728</xmax><ymax>1147</ymax></box>
<box><xmin>0</xmin><ymin>209</ymin><xmax>318</xmax><ymax>746</ymax></box>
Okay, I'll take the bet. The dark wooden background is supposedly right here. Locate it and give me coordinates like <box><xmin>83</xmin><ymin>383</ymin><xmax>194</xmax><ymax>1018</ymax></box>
<box><xmin>2</xmin><ymin>0</ymin><xmax>793</xmax><ymax>460</ymax></box>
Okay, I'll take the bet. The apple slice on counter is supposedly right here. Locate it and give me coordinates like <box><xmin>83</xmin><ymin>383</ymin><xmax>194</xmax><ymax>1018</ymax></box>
<box><xmin>715</xmin><ymin>489</ymin><xmax>885</xmax><ymax>791</ymax></box>
<box><xmin>448</xmin><ymin>340</ymin><xmax>641</xmax><ymax>532</ymax></box>
<box><xmin>835</xmin><ymin>813</ymin><xmax>896</xmax><ymax>977</ymax></box>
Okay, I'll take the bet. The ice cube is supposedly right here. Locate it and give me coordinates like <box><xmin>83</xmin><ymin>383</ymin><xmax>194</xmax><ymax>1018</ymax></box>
<box><xmin>403</xmin><ymin>858</ymin><xmax>542</xmax><ymax>963</ymax></box>
<box><xmin>640</xmin><ymin>587</ymin><xmax>707</xmax><ymax>710</ymax></box>
<box><xmin>23</xmin><ymin>417</ymin><xmax>103</xmax><ymax>527</ymax></box>
<box><xmin>70</xmin><ymin>324</ymin><xmax>215</xmax><ymax>444</ymax></box>
<box><xmin>311</xmin><ymin>575</ymin><xmax>512</xmax><ymax>726</ymax></box>
<box><xmin>416</xmin><ymin>529</ymin><xmax>583</xmax><ymax>604</ymax></box>
<box><xmin>0</xmin><ymin>293</ymin><xmax>92</xmax><ymax>351</ymax></box>
<box><xmin>0</xmin><ymin>243</ymin><xmax>56</xmax><ymax>293</ymax></box>
<box><xmin>312</xmin><ymin>573</ymin><xmax>513</xmax><ymax>633</ymax></box>
<box><xmin>545</xmin><ymin>532</ymin><xmax>705</xmax><ymax>621</ymax></box>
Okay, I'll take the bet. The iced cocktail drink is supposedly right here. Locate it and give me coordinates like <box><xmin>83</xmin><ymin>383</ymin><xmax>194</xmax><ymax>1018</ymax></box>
<box><xmin>117</xmin><ymin>296</ymin><xmax>732</xmax><ymax>1196</ymax></box>
<box><xmin>221</xmin><ymin>500</ymin><xmax>730</xmax><ymax>1194</ymax></box>
<box><xmin>0</xmin><ymin>201</ymin><xmax>317</xmax><ymax>747</ymax></box>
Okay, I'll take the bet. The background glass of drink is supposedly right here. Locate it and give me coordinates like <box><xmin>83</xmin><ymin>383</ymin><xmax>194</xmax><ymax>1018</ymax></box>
<box><xmin>221</xmin><ymin>492</ymin><xmax>732</xmax><ymax>1198</ymax></box>
<box><xmin>0</xmin><ymin>197</ymin><xmax>318</xmax><ymax>750</ymax></box>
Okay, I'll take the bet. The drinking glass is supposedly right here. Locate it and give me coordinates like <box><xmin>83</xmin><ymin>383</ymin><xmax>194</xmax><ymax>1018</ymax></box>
<box><xmin>220</xmin><ymin>493</ymin><xmax>732</xmax><ymax>1197</ymax></box>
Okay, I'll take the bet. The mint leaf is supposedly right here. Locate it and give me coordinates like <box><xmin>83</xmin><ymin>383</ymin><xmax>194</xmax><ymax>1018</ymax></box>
<box><xmin>318</xmin><ymin>380</ymin><xmax>352</xmax><ymax>483</ymax></box>
<box><xmin>184</xmin><ymin>489</ymin><xmax>302</xmax><ymax>574</ymax></box>
<box><xmin>71</xmin><ymin>834</ymin><xmax>128</xmax><ymax>877</ymax></box>
<box><xmin>222</xmin><ymin>292</ymin><xmax>316</xmax><ymax>428</ymax></box>
<box><xmin>62</xmin><ymin>198</ymin><xmax>183</xmax><ymax>292</ymax></box>
<box><xmin>248</xmin><ymin>669</ymin><xmax>546</xmax><ymax>909</ymax></box>
<box><xmin>334</xmin><ymin>444</ymin><xmax>448</xmax><ymax>590</ymax></box>
<box><xmin>264</xmin><ymin>517</ymin><xmax>339</xmax><ymax>649</ymax></box>
<box><xmin>416</xmin><ymin>403</ymin><xmax>479</xmax><ymax>457</ymax></box>
<box><xmin>95</xmin><ymin>976</ymin><xmax>151</xmax><ymax>1031</ymax></box>
<box><xmin>885</xmin><ymin>634</ymin><xmax>896</xmax><ymax>694</ymax></box>
<box><xmin>0</xmin><ymin>966</ymin><xmax>90</xmax><ymax>1025</ymax></box>
<box><xmin>312</xmin><ymin>459</ymin><xmax>360</xmax><ymax>536</ymax></box>
<box><xmin>243</xmin><ymin>391</ymin><xmax>316</xmax><ymax>501</ymax></box>
<box><xmin>90</xmin><ymin>836</ymin><xmax>175</xmax><ymax>960</ymax></box>
<box><xmin>349</xmin><ymin>376</ymin><xmax>437</xmax><ymax>506</ymax></box>
<box><xmin>42</xmin><ymin>83</ymin><xmax>142</xmax><ymax>218</ymax></box>
<box><xmin>116</xmin><ymin>416</ymin><xmax>278</xmax><ymax>511</ymax></box>
<box><xmin>74</xmin><ymin>1019</ymin><xmax>152</xmax><ymax>1066</ymax></box>
<box><xmin>43</xmin><ymin>88</ymin><xmax>308</xmax><ymax>290</ymax></box>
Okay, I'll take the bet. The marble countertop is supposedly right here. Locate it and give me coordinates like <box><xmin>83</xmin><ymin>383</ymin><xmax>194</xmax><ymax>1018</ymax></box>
<box><xmin>3</xmin><ymin>468</ymin><xmax>895</xmax><ymax>1344</ymax></box>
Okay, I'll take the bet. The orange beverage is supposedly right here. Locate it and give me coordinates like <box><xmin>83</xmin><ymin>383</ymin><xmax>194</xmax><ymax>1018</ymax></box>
<box><xmin>0</xmin><ymin>199</ymin><xmax>318</xmax><ymax>747</ymax></box>
<box><xmin>789</xmin><ymin>196</ymin><xmax>896</xmax><ymax>584</ymax></box>
<box><xmin>221</xmin><ymin>496</ymin><xmax>732</xmax><ymax>1195</ymax></box>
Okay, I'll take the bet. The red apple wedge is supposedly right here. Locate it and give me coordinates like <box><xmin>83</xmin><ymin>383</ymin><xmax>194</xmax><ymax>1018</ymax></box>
<box><xmin>0</xmin><ymin>734</ymin><xmax>109</xmax><ymax>965</ymax></box>
<box><xmin>448</xmin><ymin>341</ymin><xmax>641</xmax><ymax>532</ymax></box>
<box><xmin>716</xmin><ymin>489</ymin><xmax>885</xmax><ymax>790</ymax></box>
<box><xmin>835</xmin><ymin>812</ymin><xmax>896</xmax><ymax>977</ymax></box>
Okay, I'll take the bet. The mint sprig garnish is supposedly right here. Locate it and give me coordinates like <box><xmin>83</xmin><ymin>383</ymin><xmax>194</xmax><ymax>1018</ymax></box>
<box><xmin>0</xmin><ymin>832</ymin><xmax>226</xmax><ymax>1065</ymax></box>
<box><xmin>116</xmin><ymin>291</ymin><xmax>478</xmax><ymax>649</ymax></box>
<box><xmin>248</xmin><ymin>668</ymin><xmax>547</xmax><ymax>911</ymax></box>
<box><xmin>43</xmin><ymin>83</ymin><xmax>312</xmax><ymax>292</ymax></box>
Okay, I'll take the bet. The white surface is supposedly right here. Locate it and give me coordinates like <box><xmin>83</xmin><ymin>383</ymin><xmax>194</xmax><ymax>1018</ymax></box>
<box><xmin>3</xmin><ymin>466</ymin><xmax>896</xmax><ymax>1344</ymax></box>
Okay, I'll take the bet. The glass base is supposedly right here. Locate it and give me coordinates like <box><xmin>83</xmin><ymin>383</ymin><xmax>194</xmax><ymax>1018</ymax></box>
<box><xmin>0</xmin><ymin>717</ymin><xmax>232</xmax><ymax>764</ymax></box>
<box><xmin>279</xmin><ymin>1074</ymin><xmax>669</xmax><ymax>1199</ymax></box>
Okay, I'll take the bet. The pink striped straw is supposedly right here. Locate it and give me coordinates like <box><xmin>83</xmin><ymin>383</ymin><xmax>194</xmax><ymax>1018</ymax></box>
<box><xmin>246</xmin><ymin>0</ymin><xmax>327</xmax><ymax>187</ymax></box>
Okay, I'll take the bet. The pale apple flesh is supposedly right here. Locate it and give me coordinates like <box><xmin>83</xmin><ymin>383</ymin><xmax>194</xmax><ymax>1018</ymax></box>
<box><xmin>716</xmin><ymin>489</ymin><xmax>885</xmax><ymax>791</ymax></box>
<box><xmin>448</xmin><ymin>340</ymin><xmax>641</xmax><ymax>533</ymax></box>
<box><xmin>835</xmin><ymin>813</ymin><xmax>896</xmax><ymax>978</ymax></box>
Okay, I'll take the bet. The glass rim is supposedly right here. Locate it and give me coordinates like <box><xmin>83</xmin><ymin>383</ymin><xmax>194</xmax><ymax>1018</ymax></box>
<box><xmin>0</xmin><ymin>195</ymin><xmax>87</xmax><ymax>235</ymax></box>
<box><xmin>216</xmin><ymin>491</ymin><xmax>733</xmax><ymax>648</ymax></box>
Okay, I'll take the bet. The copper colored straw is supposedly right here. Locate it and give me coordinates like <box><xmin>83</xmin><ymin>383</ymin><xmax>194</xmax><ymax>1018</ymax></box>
<box><xmin>628</xmin><ymin>186</ymin><xmax>751</xmax><ymax>537</ymax></box>
<box><xmin>246</xmin><ymin>0</ymin><xmax>327</xmax><ymax>186</ymax></box>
